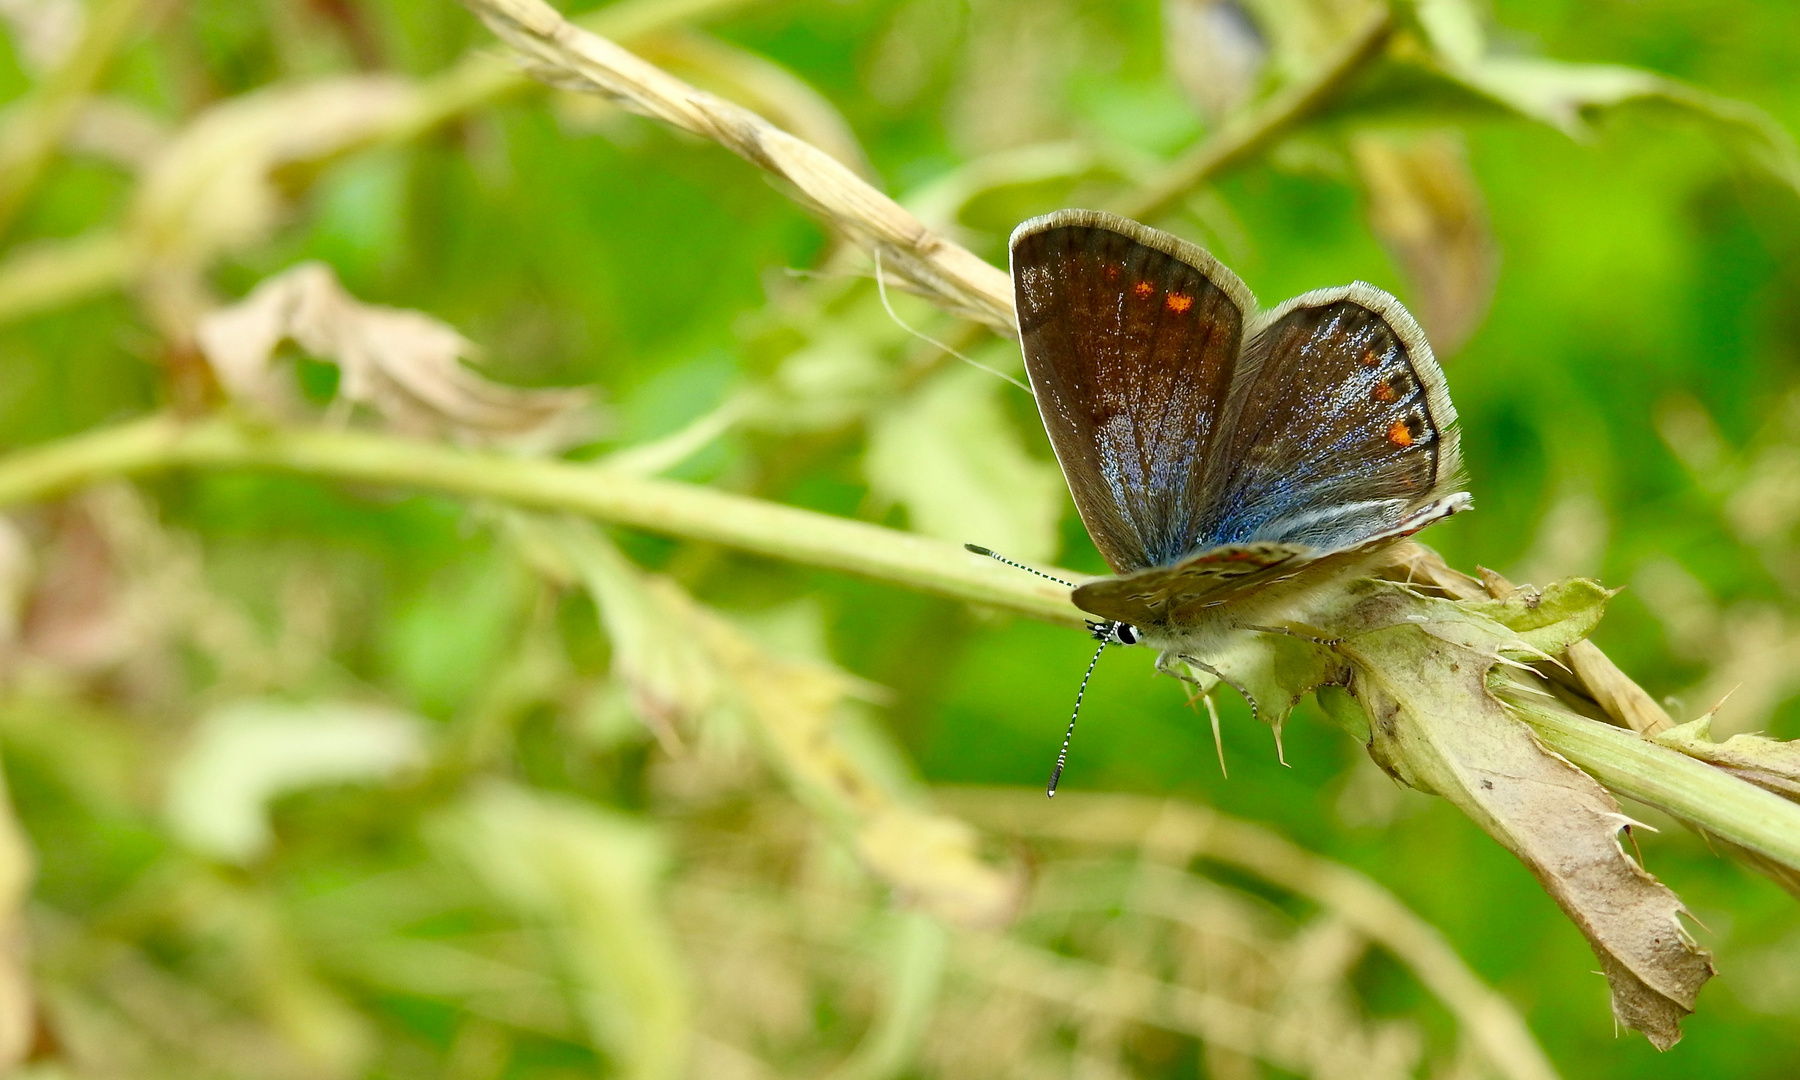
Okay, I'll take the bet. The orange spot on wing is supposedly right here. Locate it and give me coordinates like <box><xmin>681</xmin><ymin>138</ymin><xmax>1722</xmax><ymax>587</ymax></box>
<box><xmin>1133</xmin><ymin>280</ymin><xmax>1155</xmax><ymax>299</ymax></box>
<box><xmin>1165</xmin><ymin>292</ymin><xmax>1194</xmax><ymax>313</ymax></box>
<box><xmin>1387</xmin><ymin>420</ymin><xmax>1415</xmax><ymax>447</ymax></box>
<box><xmin>1361</xmin><ymin>348</ymin><xmax>1379</xmax><ymax>367</ymax></box>
<box><xmin>1371</xmin><ymin>380</ymin><xmax>1397</xmax><ymax>403</ymax></box>
<box><xmin>1104</xmin><ymin>264</ymin><xmax>1120</xmax><ymax>281</ymax></box>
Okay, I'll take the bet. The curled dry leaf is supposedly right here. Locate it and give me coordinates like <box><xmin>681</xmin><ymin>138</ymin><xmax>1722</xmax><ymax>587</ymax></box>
<box><xmin>197</xmin><ymin>263</ymin><xmax>595</xmax><ymax>450</ymax></box>
<box><xmin>1191</xmin><ymin>572</ymin><xmax>1713</xmax><ymax>1049</ymax></box>
<box><xmin>1351</xmin><ymin>130</ymin><xmax>1497</xmax><ymax>353</ymax></box>
<box><xmin>1336</xmin><ymin>584</ymin><xmax>1713</xmax><ymax>1050</ymax></box>
<box><xmin>130</xmin><ymin>76</ymin><xmax>414</xmax><ymax>335</ymax></box>
<box><xmin>523</xmin><ymin>517</ymin><xmax>1022</xmax><ymax>928</ymax></box>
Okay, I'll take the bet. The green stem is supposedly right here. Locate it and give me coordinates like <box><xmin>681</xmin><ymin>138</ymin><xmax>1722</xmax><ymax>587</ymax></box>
<box><xmin>1116</xmin><ymin>6</ymin><xmax>1394</xmax><ymax>223</ymax></box>
<box><xmin>0</xmin><ymin>414</ymin><xmax>1084</xmax><ymax>628</ymax></box>
<box><xmin>1508</xmin><ymin>695</ymin><xmax>1800</xmax><ymax>870</ymax></box>
<box><xmin>4</xmin><ymin>413</ymin><xmax>1793</xmax><ymax>879</ymax></box>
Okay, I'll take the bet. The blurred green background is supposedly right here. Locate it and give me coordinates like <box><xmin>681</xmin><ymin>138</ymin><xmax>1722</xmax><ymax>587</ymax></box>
<box><xmin>0</xmin><ymin>0</ymin><xmax>1797</xmax><ymax>1077</ymax></box>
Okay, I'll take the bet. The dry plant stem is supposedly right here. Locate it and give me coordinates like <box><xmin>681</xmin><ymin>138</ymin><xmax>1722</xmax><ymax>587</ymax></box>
<box><xmin>373</xmin><ymin>0</ymin><xmax>770</xmax><ymax>148</ymax></box>
<box><xmin>1117</xmin><ymin>6</ymin><xmax>1395</xmax><ymax>223</ymax></box>
<box><xmin>464</xmin><ymin>0</ymin><xmax>1015</xmax><ymax>333</ymax></box>
<box><xmin>0</xmin><ymin>413</ymin><xmax>1081</xmax><ymax>627</ymax></box>
<box><xmin>939</xmin><ymin>787</ymin><xmax>1558</xmax><ymax>1080</ymax></box>
<box><xmin>0</xmin><ymin>0</ymin><xmax>151</xmax><ymax>238</ymax></box>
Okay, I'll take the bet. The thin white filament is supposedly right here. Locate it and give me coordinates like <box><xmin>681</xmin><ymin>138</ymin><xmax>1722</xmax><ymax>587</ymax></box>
<box><xmin>872</xmin><ymin>249</ymin><xmax>1033</xmax><ymax>395</ymax></box>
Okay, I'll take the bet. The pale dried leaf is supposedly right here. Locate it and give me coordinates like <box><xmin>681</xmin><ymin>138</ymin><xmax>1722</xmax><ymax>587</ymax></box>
<box><xmin>1165</xmin><ymin>0</ymin><xmax>1268</xmax><ymax>123</ymax></box>
<box><xmin>866</xmin><ymin>364</ymin><xmax>1064</xmax><ymax>564</ymax></box>
<box><xmin>527</xmin><ymin>519</ymin><xmax>1022</xmax><ymax>926</ymax></box>
<box><xmin>1352</xmin><ymin>130</ymin><xmax>1497</xmax><ymax>352</ymax></box>
<box><xmin>1652</xmin><ymin>715</ymin><xmax>1800</xmax><ymax>803</ymax></box>
<box><xmin>0</xmin><ymin>516</ymin><xmax>29</xmax><ymax>652</ymax></box>
<box><xmin>0</xmin><ymin>0</ymin><xmax>81</xmax><ymax>72</ymax></box>
<box><xmin>65</xmin><ymin>96</ymin><xmax>170</xmax><ymax>169</ymax></box>
<box><xmin>197</xmin><ymin>262</ymin><xmax>595</xmax><ymax>450</ymax></box>
<box><xmin>130</xmin><ymin>76</ymin><xmax>409</xmax><ymax>258</ymax></box>
<box><xmin>433</xmin><ymin>782</ymin><xmax>688</xmax><ymax>1080</ymax></box>
<box><xmin>0</xmin><ymin>757</ymin><xmax>33</xmax><ymax>1070</ymax></box>
<box><xmin>1337</xmin><ymin>584</ymin><xmax>1713</xmax><ymax>1049</ymax></box>
<box><xmin>164</xmin><ymin>698</ymin><xmax>428</xmax><ymax>863</ymax></box>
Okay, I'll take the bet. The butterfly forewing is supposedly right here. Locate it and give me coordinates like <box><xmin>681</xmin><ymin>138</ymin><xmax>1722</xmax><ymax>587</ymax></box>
<box><xmin>1011</xmin><ymin>210</ymin><xmax>1253</xmax><ymax>572</ymax></box>
<box><xmin>1199</xmin><ymin>285</ymin><xmax>1462</xmax><ymax>550</ymax></box>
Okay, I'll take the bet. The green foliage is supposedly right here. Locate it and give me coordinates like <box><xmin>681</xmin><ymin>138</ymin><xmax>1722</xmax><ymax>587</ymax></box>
<box><xmin>0</xmin><ymin>0</ymin><xmax>1797</xmax><ymax>1077</ymax></box>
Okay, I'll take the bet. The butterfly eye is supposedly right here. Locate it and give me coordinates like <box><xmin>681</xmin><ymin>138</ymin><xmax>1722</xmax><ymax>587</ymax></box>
<box><xmin>1116</xmin><ymin>624</ymin><xmax>1139</xmax><ymax>645</ymax></box>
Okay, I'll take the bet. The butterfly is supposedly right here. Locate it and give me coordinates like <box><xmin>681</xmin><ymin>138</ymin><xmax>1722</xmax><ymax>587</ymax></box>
<box><xmin>976</xmin><ymin>209</ymin><xmax>1470</xmax><ymax>794</ymax></box>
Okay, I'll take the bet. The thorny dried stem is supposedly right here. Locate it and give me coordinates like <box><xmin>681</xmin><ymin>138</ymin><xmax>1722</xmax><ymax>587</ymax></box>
<box><xmin>465</xmin><ymin>0</ymin><xmax>1016</xmax><ymax>332</ymax></box>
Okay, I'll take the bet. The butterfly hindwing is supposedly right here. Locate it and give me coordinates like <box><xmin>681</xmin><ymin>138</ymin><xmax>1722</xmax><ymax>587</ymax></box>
<box><xmin>1011</xmin><ymin>209</ymin><xmax>1254</xmax><ymax>573</ymax></box>
<box><xmin>1198</xmin><ymin>284</ymin><xmax>1462</xmax><ymax>550</ymax></box>
<box><xmin>1072</xmin><ymin>493</ymin><xmax>1470</xmax><ymax>629</ymax></box>
<box><xmin>1071</xmin><ymin>542</ymin><xmax>1304</xmax><ymax>628</ymax></box>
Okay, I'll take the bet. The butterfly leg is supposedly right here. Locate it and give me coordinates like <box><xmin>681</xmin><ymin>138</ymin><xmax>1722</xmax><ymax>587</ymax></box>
<box><xmin>1154</xmin><ymin>652</ymin><xmax>1230</xmax><ymax>778</ymax></box>
<box><xmin>1171</xmin><ymin>653</ymin><xmax>1260</xmax><ymax>727</ymax></box>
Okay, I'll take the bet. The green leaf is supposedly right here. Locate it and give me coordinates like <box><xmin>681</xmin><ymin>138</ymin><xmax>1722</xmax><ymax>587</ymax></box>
<box><xmin>432</xmin><ymin>782</ymin><xmax>688</xmax><ymax>1080</ymax></box>
<box><xmin>1457</xmin><ymin>577</ymin><xmax>1612</xmax><ymax>655</ymax></box>
<box><xmin>1405</xmin><ymin>0</ymin><xmax>1800</xmax><ymax>195</ymax></box>
<box><xmin>866</xmin><ymin>364</ymin><xmax>1065</xmax><ymax>564</ymax></box>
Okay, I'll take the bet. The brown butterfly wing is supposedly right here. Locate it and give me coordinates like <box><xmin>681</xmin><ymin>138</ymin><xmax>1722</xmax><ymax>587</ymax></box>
<box><xmin>1072</xmin><ymin>542</ymin><xmax>1305</xmax><ymax>627</ymax></box>
<box><xmin>1011</xmin><ymin>210</ymin><xmax>1254</xmax><ymax>573</ymax></box>
<box><xmin>1198</xmin><ymin>284</ymin><xmax>1463</xmax><ymax>549</ymax></box>
<box><xmin>1073</xmin><ymin>493</ymin><xmax>1469</xmax><ymax>629</ymax></box>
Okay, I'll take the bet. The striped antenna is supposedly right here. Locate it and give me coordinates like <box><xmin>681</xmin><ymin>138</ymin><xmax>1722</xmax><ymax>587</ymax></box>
<box><xmin>964</xmin><ymin>544</ymin><xmax>1077</xmax><ymax>589</ymax></box>
<box><xmin>1048</xmin><ymin>638</ymin><xmax>1107</xmax><ymax>797</ymax></box>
